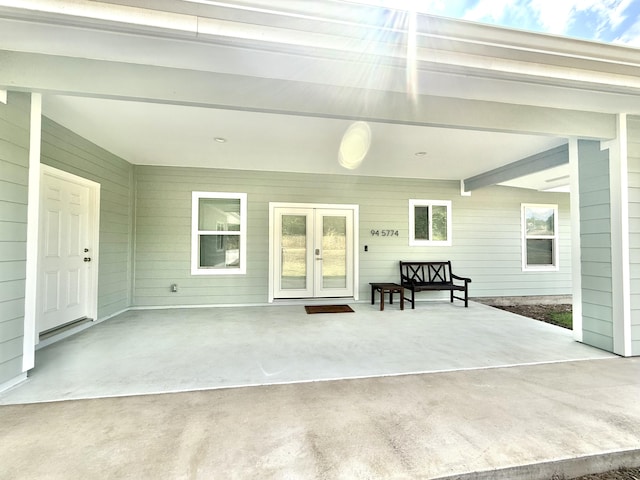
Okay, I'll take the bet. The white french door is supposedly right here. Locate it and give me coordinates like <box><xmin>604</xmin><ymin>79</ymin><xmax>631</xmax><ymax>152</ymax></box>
<box><xmin>272</xmin><ymin>205</ymin><xmax>356</xmax><ymax>299</ymax></box>
<box><xmin>38</xmin><ymin>166</ymin><xmax>99</xmax><ymax>333</ymax></box>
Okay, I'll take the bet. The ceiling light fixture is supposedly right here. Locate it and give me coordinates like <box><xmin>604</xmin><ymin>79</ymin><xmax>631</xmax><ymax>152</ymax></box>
<box><xmin>338</xmin><ymin>121</ymin><xmax>371</xmax><ymax>170</ymax></box>
<box><xmin>214</xmin><ymin>137</ymin><xmax>227</xmax><ymax>143</ymax></box>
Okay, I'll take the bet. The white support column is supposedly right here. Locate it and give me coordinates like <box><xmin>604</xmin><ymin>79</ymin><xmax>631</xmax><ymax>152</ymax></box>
<box><xmin>604</xmin><ymin>114</ymin><xmax>632</xmax><ymax>357</ymax></box>
<box><xmin>22</xmin><ymin>92</ymin><xmax>42</xmax><ymax>371</ymax></box>
<box><xmin>569</xmin><ymin>138</ymin><xmax>583</xmax><ymax>342</ymax></box>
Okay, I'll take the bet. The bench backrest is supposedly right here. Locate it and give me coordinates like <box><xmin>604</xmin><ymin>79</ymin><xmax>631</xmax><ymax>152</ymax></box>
<box><xmin>400</xmin><ymin>261</ymin><xmax>452</xmax><ymax>285</ymax></box>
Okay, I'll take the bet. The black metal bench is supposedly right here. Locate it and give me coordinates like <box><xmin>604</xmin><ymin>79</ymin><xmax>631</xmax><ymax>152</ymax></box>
<box><xmin>399</xmin><ymin>261</ymin><xmax>472</xmax><ymax>308</ymax></box>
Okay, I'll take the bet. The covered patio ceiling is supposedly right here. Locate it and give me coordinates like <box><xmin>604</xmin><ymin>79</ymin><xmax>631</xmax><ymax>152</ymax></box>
<box><xmin>40</xmin><ymin>95</ymin><xmax>568</xmax><ymax>187</ymax></box>
<box><xmin>2</xmin><ymin>0</ymin><xmax>640</xmax><ymax>190</ymax></box>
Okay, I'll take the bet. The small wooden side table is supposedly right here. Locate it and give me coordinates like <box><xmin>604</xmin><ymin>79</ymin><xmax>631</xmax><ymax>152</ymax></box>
<box><xmin>369</xmin><ymin>283</ymin><xmax>404</xmax><ymax>311</ymax></box>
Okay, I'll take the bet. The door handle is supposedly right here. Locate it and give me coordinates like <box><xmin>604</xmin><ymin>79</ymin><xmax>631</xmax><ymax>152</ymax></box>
<box><xmin>84</xmin><ymin>257</ymin><xmax>91</xmax><ymax>262</ymax></box>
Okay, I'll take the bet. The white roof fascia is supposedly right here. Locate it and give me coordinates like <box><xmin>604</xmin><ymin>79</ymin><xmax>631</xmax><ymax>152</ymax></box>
<box><xmin>0</xmin><ymin>0</ymin><xmax>198</xmax><ymax>36</ymax></box>
<box><xmin>3</xmin><ymin>0</ymin><xmax>640</xmax><ymax>95</ymax></box>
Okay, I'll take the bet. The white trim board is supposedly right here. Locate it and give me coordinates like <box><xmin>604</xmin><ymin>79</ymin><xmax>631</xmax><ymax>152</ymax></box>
<box><xmin>22</xmin><ymin>93</ymin><xmax>41</xmax><ymax>372</ymax></box>
<box><xmin>569</xmin><ymin>138</ymin><xmax>583</xmax><ymax>343</ymax></box>
<box><xmin>604</xmin><ymin>114</ymin><xmax>632</xmax><ymax>357</ymax></box>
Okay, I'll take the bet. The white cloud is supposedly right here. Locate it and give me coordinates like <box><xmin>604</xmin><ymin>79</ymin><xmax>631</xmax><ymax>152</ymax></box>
<box><xmin>605</xmin><ymin>0</ymin><xmax>633</xmax><ymax>29</ymax></box>
<box><xmin>354</xmin><ymin>0</ymin><xmax>636</xmax><ymax>45</ymax></box>
<box><xmin>529</xmin><ymin>0</ymin><xmax>632</xmax><ymax>36</ymax></box>
<box><xmin>346</xmin><ymin>0</ymin><xmax>449</xmax><ymax>14</ymax></box>
<box><xmin>528</xmin><ymin>0</ymin><xmax>578</xmax><ymax>34</ymax></box>
<box><xmin>462</xmin><ymin>0</ymin><xmax>520</xmax><ymax>23</ymax></box>
<box><xmin>462</xmin><ymin>0</ymin><xmax>633</xmax><ymax>39</ymax></box>
<box><xmin>417</xmin><ymin>0</ymin><xmax>449</xmax><ymax>14</ymax></box>
<box><xmin>613</xmin><ymin>17</ymin><xmax>640</xmax><ymax>46</ymax></box>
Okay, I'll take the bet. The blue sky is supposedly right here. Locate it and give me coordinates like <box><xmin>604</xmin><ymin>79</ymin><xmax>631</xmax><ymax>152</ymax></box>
<box><xmin>360</xmin><ymin>0</ymin><xmax>640</xmax><ymax>45</ymax></box>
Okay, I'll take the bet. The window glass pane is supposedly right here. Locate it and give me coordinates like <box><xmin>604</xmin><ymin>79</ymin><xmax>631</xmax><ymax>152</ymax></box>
<box><xmin>199</xmin><ymin>198</ymin><xmax>241</xmax><ymax>231</ymax></box>
<box><xmin>525</xmin><ymin>207</ymin><xmax>554</xmax><ymax>235</ymax></box>
<box><xmin>526</xmin><ymin>239</ymin><xmax>553</xmax><ymax>265</ymax></box>
<box><xmin>414</xmin><ymin>206</ymin><xmax>429</xmax><ymax>240</ymax></box>
<box><xmin>432</xmin><ymin>205</ymin><xmax>448</xmax><ymax>241</ymax></box>
<box><xmin>200</xmin><ymin>235</ymin><xmax>240</xmax><ymax>268</ymax></box>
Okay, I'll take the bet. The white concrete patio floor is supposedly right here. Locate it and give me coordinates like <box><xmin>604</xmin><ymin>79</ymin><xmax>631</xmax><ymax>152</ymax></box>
<box><xmin>0</xmin><ymin>300</ymin><xmax>616</xmax><ymax>405</ymax></box>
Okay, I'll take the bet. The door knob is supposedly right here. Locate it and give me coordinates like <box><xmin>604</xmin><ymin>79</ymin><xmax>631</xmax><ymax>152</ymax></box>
<box><xmin>84</xmin><ymin>257</ymin><xmax>91</xmax><ymax>262</ymax></box>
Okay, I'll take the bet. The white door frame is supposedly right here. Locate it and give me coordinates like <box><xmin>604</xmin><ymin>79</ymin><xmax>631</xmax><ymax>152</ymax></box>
<box><xmin>34</xmin><ymin>165</ymin><xmax>100</xmax><ymax>339</ymax></box>
<box><xmin>268</xmin><ymin>202</ymin><xmax>359</xmax><ymax>303</ymax></box>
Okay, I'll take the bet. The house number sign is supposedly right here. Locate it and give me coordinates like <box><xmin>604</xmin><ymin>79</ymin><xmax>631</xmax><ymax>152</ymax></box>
<box><xmin>370</xmin><ymin>229</ymin><xmax>399</xmax><ymax>237</ymax></box>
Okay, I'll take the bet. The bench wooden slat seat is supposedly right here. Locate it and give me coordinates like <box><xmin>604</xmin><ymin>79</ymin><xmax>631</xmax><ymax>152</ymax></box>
<box><xmin>399</xmin><ymin>261</ymin><xmax>472</xmax><ymax>308</ymax></box>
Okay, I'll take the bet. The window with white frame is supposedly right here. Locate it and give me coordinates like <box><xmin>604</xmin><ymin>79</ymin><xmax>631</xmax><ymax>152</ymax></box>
<box><xmin>191</xmin><ymin>192</ymin><xmax>247</xmax><ymax>275</ymax></box>
<box><xmin>409</xmin><ymin>199</ymin><xmax>452</xmax><ymax>246</ymax></box>
<box><xmin>521</xmin><ymin>203</ymin><xmax>559</xmax><ymax>271</ymax></box>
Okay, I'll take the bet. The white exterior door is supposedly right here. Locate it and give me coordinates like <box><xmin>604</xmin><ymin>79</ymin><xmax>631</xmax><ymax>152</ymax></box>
<box><xmin>314</xmin><ymin>208</ymin><xmax>354</xmax><ymax>297</ymax></box>
<box><xmin>273</xmin><ymin>205</ymin><xmax>356</xmax><ymax>299</ymax></box>
<box><xmin>38</xmin><ymin>167</ymin><xmax>99</xmax><ymax>333</ymax></box>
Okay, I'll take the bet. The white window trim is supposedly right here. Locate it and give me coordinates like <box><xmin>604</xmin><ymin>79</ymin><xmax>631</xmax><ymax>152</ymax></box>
<box><xmin>521</xmin><ymin>203</ymin><xmax>559</xmax><ymax>272</ymax></box>
<box><xmin>408</xmin><ymin>199</ymin><xmax>452</xmax><ymax>247</ymax></box>
<box><xmin>191</xmin><ymin>191</ymin><xmax>247</xmax><ymax>275</ymax></box>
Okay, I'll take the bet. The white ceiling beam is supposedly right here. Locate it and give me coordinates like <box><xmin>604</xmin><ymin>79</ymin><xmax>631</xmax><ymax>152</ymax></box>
<box><xmin>0</xmin><ymin>50</ymin><xmax>616</xmax><ymax>139</ymax></box>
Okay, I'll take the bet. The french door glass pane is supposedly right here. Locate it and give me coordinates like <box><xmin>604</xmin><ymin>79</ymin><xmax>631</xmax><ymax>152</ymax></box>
<box><xmin>281</xmin><ymin>215</ymin><xmax>307</xmax><ymax>289</ymax></box>
<box><xmin>200</xmin><ymin>234</ymin><xmax>240</xmax><ymax>268</ymax></box>
<box><xmin>322</xmin><ymin>216</ymin><xmax>346</xmax><ymax>288</ymax></box>
<box><xmin>432</xmin><ymin>205</ymin><xmax>448</xmax><ymax>241</ymax></box>
<box><xmin>526</xmin><ymin>239</ymin><xmax>553</xmax><ymax>265</ymax></box>
<box><xmin>199</xmin><ymin>198</ymin><xmax>241</xmax><ymax>231</ymax></box>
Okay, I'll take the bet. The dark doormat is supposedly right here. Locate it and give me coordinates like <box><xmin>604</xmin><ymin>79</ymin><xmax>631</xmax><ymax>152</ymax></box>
<box><xmin>305</xmin><ymin>305</ymin><xmax>354</xmax><ymax>314</ymax></box>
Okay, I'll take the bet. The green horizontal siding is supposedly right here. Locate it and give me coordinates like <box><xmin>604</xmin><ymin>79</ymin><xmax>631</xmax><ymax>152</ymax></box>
<box><xmin>134</xmin><ymin>165</ymin><xmax>571</xmax><ymax>307</ymax></box>
<box><xmin>0</xmin><ymin>92</ymin><xmax>30</xmax><ymax>385</ymax></box>
<box><xmin>41</xmin><ymin>117</ymin><xmax>134</xmax><ymax>319</ymax></box>
<box><xmin>582</xmin><ymin>331</ymin><xmax>614</xmax><ymax>352</ymax></box>
<box><xmin>0</xmin><ymin>317</ymin><xmax>22</xmax><ymax>343</ymax></box>
<box><xmin>578</xmin><ymin>140</ymin><xmax>613</xmax><ymax>348</ymax></box>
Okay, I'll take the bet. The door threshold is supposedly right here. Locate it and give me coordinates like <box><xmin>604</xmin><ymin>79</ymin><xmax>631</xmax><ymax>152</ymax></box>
<box><xmin>38</xmin><ymin>317</ymin><xmax>94</xmax><ymax>348</ymax></box>
<box><xmin>272</xmin><ymin>298</ymin><xmax>355</xmax><ymax>306</ymax></box>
